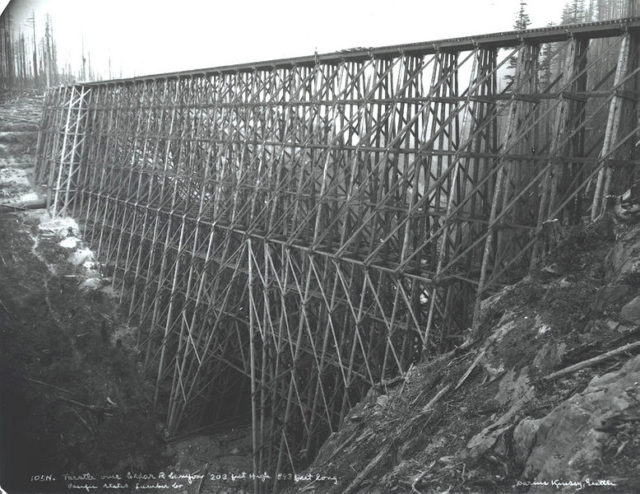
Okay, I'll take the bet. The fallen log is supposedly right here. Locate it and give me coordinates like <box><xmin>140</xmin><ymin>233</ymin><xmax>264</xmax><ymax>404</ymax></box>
<box><xmin>24</xmin><ymin>376</ymin><xmax>72</xmax><ymax>395</ymax></box>
<box><xmin>0</xmin><ymin>198</ymin><xmax>46</xmax><ymax>212</ymax></box>
<box><xmin>544</xmin><ymin>340</ymin><xmax>640</xmax><ymax>381</ymax></box>
<box><xmin>57</xmin><ymin>395</ymin><xmax>115</xmax><ymax>412</ymax></box>
<box><xmin>343</xmin><ymin>442</ymin><xmax>393</xmax><ymax>494</ymax></box>
<box><xmin>420</xmin><ymin>383</ymin><xmax>451</xmax><ymax>414</ymax></box>
<box><xmin>455</xmin><ymin>349</ymin><xmax>486</xmax><ymax>390</ymax></box>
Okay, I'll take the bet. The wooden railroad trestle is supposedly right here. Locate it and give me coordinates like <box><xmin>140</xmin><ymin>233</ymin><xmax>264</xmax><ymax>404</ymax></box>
<box><xmin>35</xmin><ymin>18</ymin><xmax>640</xmax><ymax>488</ymax></box>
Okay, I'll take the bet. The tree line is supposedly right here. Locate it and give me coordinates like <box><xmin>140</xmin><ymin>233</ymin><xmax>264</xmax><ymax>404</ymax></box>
<box><xmin>0</xmin><ymin>9</ymin><xmax>77</xmax><ymax>89</ymax></box>
<box><xmin>1</xmin><ymin>0</ymin><xmax>637</xmax><ymax>90</ymax></box>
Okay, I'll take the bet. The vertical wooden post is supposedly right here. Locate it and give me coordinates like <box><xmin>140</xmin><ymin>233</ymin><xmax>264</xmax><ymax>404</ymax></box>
<box><xmin>472</xmin><ymin>44</ymin><xmax>527</xmax><ymax>329</ymax></box>
<box><xmin>591</xmin><ymin>33</ymin><xmax>631</xmax><ymax>220</ymax></box>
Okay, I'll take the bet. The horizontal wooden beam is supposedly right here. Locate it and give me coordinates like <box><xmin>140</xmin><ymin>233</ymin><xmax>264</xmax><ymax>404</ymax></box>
<box><xmin>76</xmin><ymin>17</ymin><xmax>640</xmax><ymax>85</ymax></box>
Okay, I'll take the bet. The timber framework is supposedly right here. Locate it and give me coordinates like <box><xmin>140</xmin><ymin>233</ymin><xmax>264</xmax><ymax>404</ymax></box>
<box><xmin>35</xmin><ymin>18</ymin><xmax>640</xmax><ymax>490</ymax></box>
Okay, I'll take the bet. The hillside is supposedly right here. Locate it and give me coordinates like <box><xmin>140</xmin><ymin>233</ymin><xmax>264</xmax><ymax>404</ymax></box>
<box><xmin>0</xmin><ymin>91</ymin><xmax>171</xmax><ymax>493</ymax></box>
<box><xmin>290</xmin><ymin>207</ymin><xmax>640</xmax><ymax>493</ymax></box>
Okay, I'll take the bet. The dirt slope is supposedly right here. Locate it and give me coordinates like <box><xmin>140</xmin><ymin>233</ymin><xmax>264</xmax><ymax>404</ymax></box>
<box><xmin>0</xmin><ymin>90</ymin><xmax>257</xmax><ymax>494</ymax></box>
<box><xmin>291</xmin><ymin>213</ymin><xmax>640</xmax><ymax>493</ymax></box>
<box><xmin>0</xmin><ymin>91</ymin><xmax>167</xmax><ymax>493</ymax></box>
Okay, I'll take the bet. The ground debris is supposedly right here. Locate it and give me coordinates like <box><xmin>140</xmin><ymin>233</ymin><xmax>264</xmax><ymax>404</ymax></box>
<box><xmin>289</xmin><ymin>214</ymin><xmax>640</xmax><ymax>493</ymax></box>
<box><xmin>0</xmin><ymin>92</ymin><xmax>166</xmax><ymax>492</ymax></box>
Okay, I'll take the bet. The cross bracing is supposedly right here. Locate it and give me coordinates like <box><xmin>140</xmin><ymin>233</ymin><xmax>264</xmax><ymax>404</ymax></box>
<box><xmin>35</xmin><ymin>18</ymin><xmax>640</xmax><ymax>490</ymax></box>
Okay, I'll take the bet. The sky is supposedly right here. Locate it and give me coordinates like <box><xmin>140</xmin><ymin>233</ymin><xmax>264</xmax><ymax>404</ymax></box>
<box><xmin>1</xmin><ymin>0</ymin><xmax>568</xmax><ymax>79</ymax></box>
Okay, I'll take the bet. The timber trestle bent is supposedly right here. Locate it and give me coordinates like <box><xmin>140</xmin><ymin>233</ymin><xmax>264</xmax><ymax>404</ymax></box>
<box><xmin>35</xmin><ymin>18</ymin><xmax>640</xmax><ymax>490</ymax></box>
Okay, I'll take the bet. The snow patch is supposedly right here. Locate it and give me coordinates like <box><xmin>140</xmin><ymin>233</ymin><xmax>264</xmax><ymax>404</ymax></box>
<box><xmin>6</xmin><ymin>191</ymin><xmax>39</xmax><ymax>204</ymax></box>
<box><xmin>33</xmin><ymin>212</ymin><xmax>105</xmax><ymax>293</ymax></box>
<box><xmin>537</xmin><ymin>325</ymin><xmax>551</xmax><ymax>336</ymax></box>
<box><xmin>69</xmin><ymin>248</ymin><xmax>94</xmax><ymax>266</ymax></box>
<box><xmin>83</xmin><ymin>261</ymin><xmax>101</xmax><ymax>278</ymax></box>
<box><xmin>0</xmin><ymin>168</ymin><xmax>31</xmax><ymax>201</ymax></box>
<box><xmin>39</xmin><ymin>216</ymin><xmax>80</xmax><ymax>238</ymax></box>
<box><xmin>59</xmin><ymin>236</ymin><xmax>80</xmax><ymax>249</ymax></box>
<box><xmin>79</xmin><ymin>277</ymin><xmax>101</xmax><ymax>291</ymax></box>
<box><xmin>0</xmin><ymin>167</ymin><xmax>29</xmax><ymax>186</ymax></box>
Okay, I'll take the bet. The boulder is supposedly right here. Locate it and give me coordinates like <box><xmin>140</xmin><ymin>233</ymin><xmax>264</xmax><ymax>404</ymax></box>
<box><xmin>513</xmin><ymin>417</ymin><xmax>541</xmax><ymax>466</ymax></box>
<box><xmin>593</xmin><ymin>284</ymin><xmax>633</xmax><ymax>311</ymax></box>
<box><xmin>518</xmin><ymin>355</ymin><xmax>640</xmax><ymax>481</ymax></box>
<box><xmin>605</xmin><ymin>227</ymin><xmax>640</xmax><ymax>280</ymax></box>
<box><xmin>620</xmin><ymin>296</ymin><xmax>640</xmax><ymax>325</ymax></box>
<box><xmin>466</xmin><ymin>395</ymin><xmax>531</xmax><ymax>459</ymax></box>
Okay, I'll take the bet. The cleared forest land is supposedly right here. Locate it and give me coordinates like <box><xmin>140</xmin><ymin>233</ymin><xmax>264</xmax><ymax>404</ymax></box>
<box><xmin>0</xmin><ymin>92</ymin><xmax>168</xmax><ymax>492</ymax></box>
<box><xmin>0</xmin><ymin>90</ymin><xmax>257</xmax><ymax>494</ymax></box>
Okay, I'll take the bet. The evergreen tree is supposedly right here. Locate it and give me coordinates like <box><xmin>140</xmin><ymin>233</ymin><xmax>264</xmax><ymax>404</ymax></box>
<box><xmin>506</xmin><ymin>1</ymin><xmax>532</xmax><ymax>87</ymax></box>
<box><xmin>538</xmin><ymin>25</ymin><xmax>556</xmax><ymax>89</ymax></box>
<box><xmin>586</xmin><ymin>0</ymin><xmax>597</xmax><ymax>21</ymax></box>
<box><xmin>562</xmin><ymin>0</ymin><xmax>587</xmax><ymax>23</ymax></box>
<box><xmin>514</xmin><ymin>0</ymin><xmax>532</xmax><ymax>30</ymax></box>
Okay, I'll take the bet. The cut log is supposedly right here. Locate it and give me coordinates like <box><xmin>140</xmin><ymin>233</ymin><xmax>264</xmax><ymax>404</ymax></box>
<box><xmin>0</xmin><ymin>198</ymin><xmax>46</xmax><ymax>212</ymax></box>
<box><xmin>544</xmin><ymin>340</ymin><xmax>640</xmax><ymax>381</ymax></box>
<box><xmin>343</xmin><ymin>442</ymin><xmax>393</xmax><ymax>494</ymax></box>
<box><xmin>421</xmin><ymin>383</ymin><xmax>451</xmax><ymax>414</ymax></box>
<box><xmin>455</xmin><ymin>349</ymin><xmax>486</xmax><ymax>390</ymax></box>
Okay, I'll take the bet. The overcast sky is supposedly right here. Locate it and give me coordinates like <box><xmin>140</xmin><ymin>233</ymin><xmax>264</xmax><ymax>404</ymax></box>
<box><xmin>2</xmin><ymin>0</ymin><xmax>568</xmax><ymax>78</ymax></box>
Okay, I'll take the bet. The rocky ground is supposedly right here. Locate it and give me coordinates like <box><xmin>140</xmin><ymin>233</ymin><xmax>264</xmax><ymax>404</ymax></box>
<box><xmin>289</xmin><ymin>207</ymin><xmax>640</xmax><ymax>492</ymax></box>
